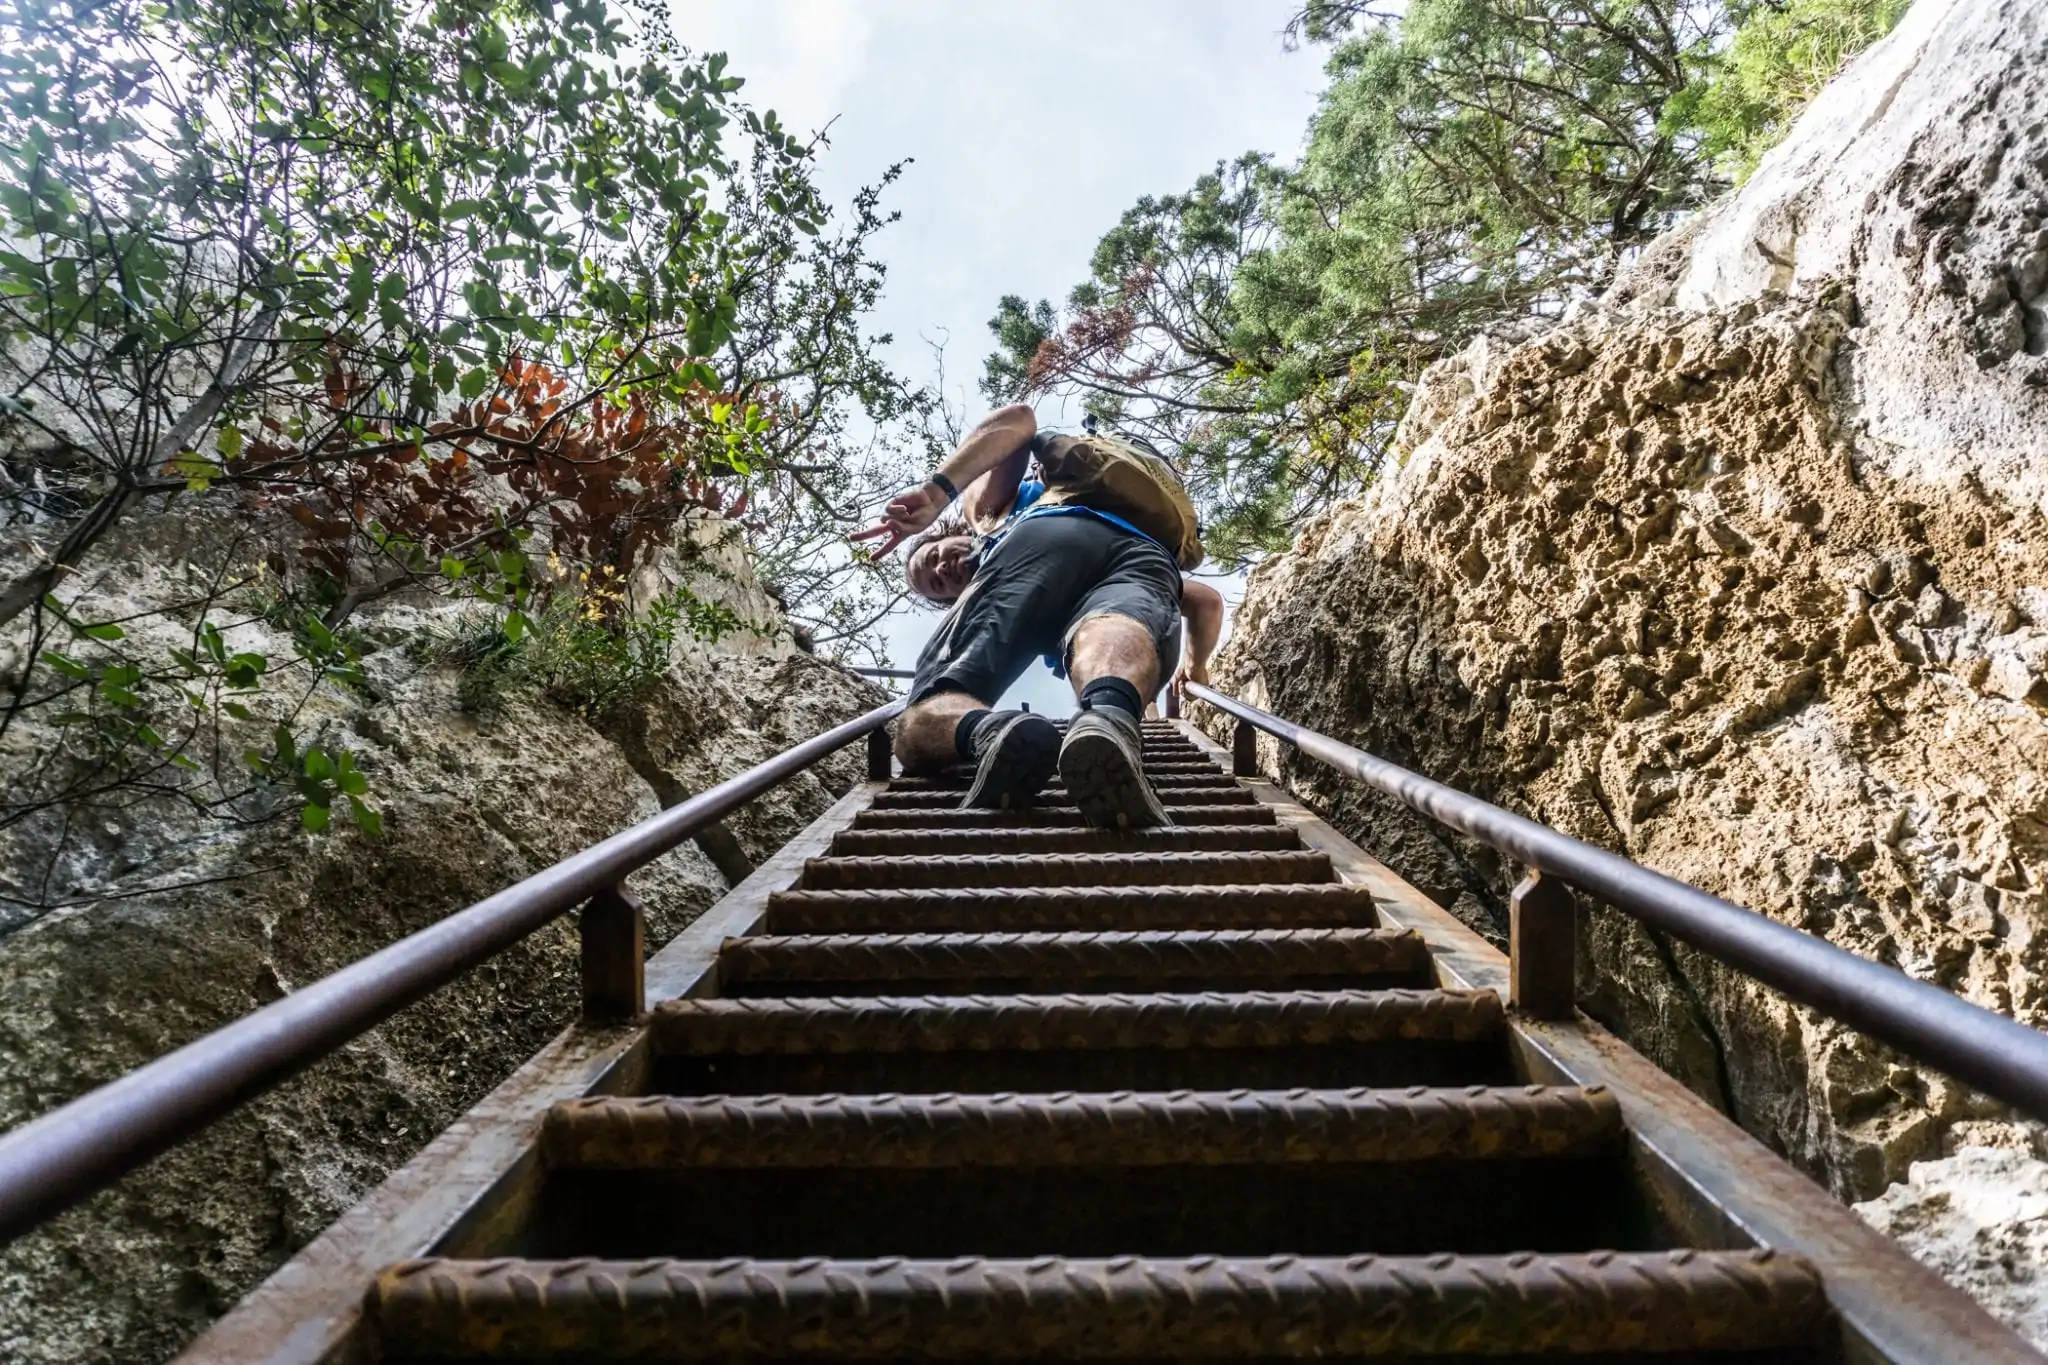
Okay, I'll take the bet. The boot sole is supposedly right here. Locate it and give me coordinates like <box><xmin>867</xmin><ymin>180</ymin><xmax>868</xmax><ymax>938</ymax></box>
<box><xmin>958</xmin><ymin>717</ymin><xmax>1060</xmax><ymax>811</ymax></box>
<box><xmin>1059</xmin><ymin>726</ymin><xmax>1174</xmax><ymax>831</ymax></box>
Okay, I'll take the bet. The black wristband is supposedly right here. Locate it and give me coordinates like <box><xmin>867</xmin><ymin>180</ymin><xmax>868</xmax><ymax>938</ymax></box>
<box><xmin>927</xmin><ymin>471</ymin><xmax>959</xmax><ymax>503</ymax></box>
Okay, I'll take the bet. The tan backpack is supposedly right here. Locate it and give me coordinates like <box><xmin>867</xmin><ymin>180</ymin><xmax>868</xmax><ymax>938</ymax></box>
<box><xmin>1033</xmin><ymin>431</ymin><xmax>1205</xmax><ymax>571</ymax></box>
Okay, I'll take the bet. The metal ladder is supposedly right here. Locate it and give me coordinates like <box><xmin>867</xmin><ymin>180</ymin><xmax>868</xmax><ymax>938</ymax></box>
<box><xmin>182</xmin><ymin>718</ymin><xmax>2035</xmax><ymax>1364</ymax></box>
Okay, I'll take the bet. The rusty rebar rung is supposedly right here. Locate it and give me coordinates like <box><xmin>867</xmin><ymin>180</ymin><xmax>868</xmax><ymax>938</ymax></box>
<box><xmin>369</xmin><ymin>1250</ymin><xmax>1827</xmax><ymax>1358</ymax></box>
<box><xmin>797</xmin><ymin>849</ymin><xmax>1338</xmax><ymax>890</ymax></box>
<box><xmin>887</xmin><ymin>773</ymin><xmax>1235</xmax><ymax>792</ymax></box>
<box><xmin>649</xmin><ymin>987</ymin><xmax>1504</xmax><ymax>1056</ymax></box>
<box><xmin>716</xmin><ymin>927</ymin><xmax>1430</xmax><ymax>987</ymax></box>
<box><xmin>850</xmin><ymin>804</ymin><xmax>1278</xmax><ymax>829</ymax></box>
<box><xmin>540</xmin><ymin>1085</ymin><xmax>1625</xmax><ymax>1169</ymax></box>
<box><xmin>825</xmin><ymin>825</ymin><xmax>1301</xmax><ymax>858</ymax></box>
<box><xmin>870</xmin><ymin>787</ymin><xmax>1258</xmax><ymax>809</ymax></box>
<box><xmin>761</xmin><ymin>882</ymin><xmax>1380</xmax><ymax>934</ymax></box>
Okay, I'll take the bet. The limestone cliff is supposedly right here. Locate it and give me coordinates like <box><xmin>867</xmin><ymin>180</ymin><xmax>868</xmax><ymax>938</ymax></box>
<box><xmin>0</xmin><ymin>515</ymin><xmax>884</xmax><ymax>1363</ymax></box>
<box><xmin>1203</xmin><ymin>0</ymin><xmax>2048</xmax><ymax>1336</ymax></box>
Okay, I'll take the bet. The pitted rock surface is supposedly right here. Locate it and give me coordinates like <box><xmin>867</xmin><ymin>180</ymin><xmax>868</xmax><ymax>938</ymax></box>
<box><xmin>0</xmin><ymin>515</ymin><xmax>883</xmax><ymax>1365</ymax></box>
<box><xmin>1203</xmin><ymin>0</ymin><xmax>2048</xmax><ymax>1341</ymax></box>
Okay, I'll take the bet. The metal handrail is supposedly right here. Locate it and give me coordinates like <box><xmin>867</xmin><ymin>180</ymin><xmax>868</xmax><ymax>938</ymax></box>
<box><xmin>1188</xmin><ymin>682</ymin><xmax>2048</xmax><ymax>1123</ymax></box>
<box><xmin>0</xmin><ymin>699</ymin><xmax>903</xmax><ymax>1244</ymax></box>
<box><xmin>848</xmin><ymin>666</ymin><xmax>917</xmax><ymax>680</ymax></box>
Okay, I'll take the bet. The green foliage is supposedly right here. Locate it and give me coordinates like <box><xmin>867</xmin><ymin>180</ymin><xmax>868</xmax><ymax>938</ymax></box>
<box><xmin>438</xmin><ymin>581</ymin><xmax>749</xmax><ymax>721</ymax></box>
<box><xmin>1691</xmin><ymin>0</ymin><xmax>1912</xmax><ymax>181</ymax></box>
<box><xmin>980</xmin><ymin>296</ymin><xmax>1058</xmax><ymax>405</ymax></box>
<box><xmin>990</xmin><ymin>0</ymin><xmax>1907</xmax><ymax>561</ymax></box>
<box><xmin>0</xmin><ymin>0</ymin><xmax>923</xmax><ymax>906</ymax></box>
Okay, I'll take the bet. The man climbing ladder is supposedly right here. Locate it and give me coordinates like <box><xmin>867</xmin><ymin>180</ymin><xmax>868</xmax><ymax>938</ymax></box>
<box><xmin>852</xmin><ymin>404</ymin><xmax>1221</xmax><ymax>828</ymax></box>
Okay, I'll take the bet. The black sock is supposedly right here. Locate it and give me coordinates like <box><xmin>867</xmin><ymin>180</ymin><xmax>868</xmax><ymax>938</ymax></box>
<box><xmin>954</xmin><ymin>709</ymin><xmax>994</xmax><ymax>760</ymax></box>
<box><xmin>1079</xmin><ymin>677</ymin><xmax>1143</xmax><ymax>723</ymax></box>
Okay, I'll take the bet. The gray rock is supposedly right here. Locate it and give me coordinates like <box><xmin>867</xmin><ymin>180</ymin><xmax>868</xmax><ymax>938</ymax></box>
<box><xmin>1201</xmin><ymin>0</ymin><xmax>2048</xmax><ymax>1340</ymax></box>
<box><xmin>0</xmin><ymin>515</ymin><xmax>884</xmax><ymax>1364</ymax></box>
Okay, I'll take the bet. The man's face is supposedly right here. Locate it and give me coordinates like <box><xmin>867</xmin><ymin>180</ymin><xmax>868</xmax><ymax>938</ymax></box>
<box><xmin>907</xmin><ymin>534</ymin><xmax>975</xmax><ymax>602</ymax></box>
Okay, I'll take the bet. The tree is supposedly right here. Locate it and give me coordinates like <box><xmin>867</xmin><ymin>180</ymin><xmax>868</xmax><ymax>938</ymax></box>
<box><xmin>990</xmin><ymin>0</ymin><xmax>1900</xmax><ymax>561</ymax></box>
<box><xmin>0</xmin><ymin>0</ymin><xmax>921</xmax><ymax>888</ymax></box>
<box><xmin>1687</xmin><ymin>0</ymin><xmax>1915</xmax><ymax>181</ymax></box>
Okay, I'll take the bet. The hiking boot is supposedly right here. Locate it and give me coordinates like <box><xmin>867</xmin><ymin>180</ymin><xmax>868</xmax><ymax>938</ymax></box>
<box><xmin>1059</xmin><ymin>707</ymin><xmax>1174</xmax><ymax>830</ymax></box>
<box><xmin>958</xmin><ymin>711</ymin><xmax>1060</xmax><ymax>811</ymax></box>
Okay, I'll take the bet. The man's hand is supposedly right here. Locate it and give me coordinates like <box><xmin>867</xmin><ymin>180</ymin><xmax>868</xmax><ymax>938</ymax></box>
<box><xmin>849</xmin><ymin>481</ymin><xmax>948</xmax><ymax>558</ymax></box>
<box><xmin>1171</xmin><ymin>658</ymin><xmax>1211</xmax><ymax>703</ymax></box>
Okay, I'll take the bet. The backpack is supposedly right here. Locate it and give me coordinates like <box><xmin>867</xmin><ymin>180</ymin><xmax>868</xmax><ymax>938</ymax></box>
<box><xmin>1032</xmin><ymin>430</ymin><xmax>1205</xmax><ymax>570</ymax></box>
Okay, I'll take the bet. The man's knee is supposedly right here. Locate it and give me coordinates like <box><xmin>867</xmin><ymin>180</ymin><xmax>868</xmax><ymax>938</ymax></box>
<box><xmin>1068</xmin><ymin>613</ymin><xmax>1163</xmax><ymax>693</ymax></box>
<box><xmin>894</xmin><ymin>689</ymin><xmax>989</xmax><ymax>773</ymax></box>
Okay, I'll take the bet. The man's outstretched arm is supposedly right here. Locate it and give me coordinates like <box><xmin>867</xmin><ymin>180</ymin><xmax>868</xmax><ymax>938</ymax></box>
<box><xmin>851</xmin><ymin>404</ymin><xmax>1036</xmax><ymax>557</ymax></box>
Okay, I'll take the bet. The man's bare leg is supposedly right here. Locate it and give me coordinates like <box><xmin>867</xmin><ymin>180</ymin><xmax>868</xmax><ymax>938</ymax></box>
<box><xmin>1067</xmin><ymin>614</ymin><xmax>1160</xmax><ymax>699</ymax></box>
<box><xmin>895</xmin><ymin>690</ymin><xmax>992</xmax><ymax>774</ymax></box>
<box><xmin>897</xmin><ymin>687</ymin><xmax>1062</xmax><ymax>809</ymax></box>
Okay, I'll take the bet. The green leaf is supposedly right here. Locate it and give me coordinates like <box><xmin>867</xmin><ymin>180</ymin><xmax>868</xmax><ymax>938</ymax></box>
<box><xmin>347</xmin><ymin>256</ymin><xmax>375</xmax><ymax>311</ymax></box>
<box><xmin>348</xmin><ymin>795</ymin><xmax>384</xmax><ymax>838</ymax></box>
<box><xmin>80</xmin><ymin>621</ymin><xmax>125</xmax><ymax>641</ymax></box>
<box><xmin>301</xmin><ymin>802</ymin><xmax>331</xmax><ymax>833</ymax></box>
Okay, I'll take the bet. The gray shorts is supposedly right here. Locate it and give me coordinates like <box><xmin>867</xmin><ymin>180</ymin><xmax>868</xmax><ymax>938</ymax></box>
<box><xmin>909</xmin><ymin>513</ymin><xmax>1182</xmax><ymax>706</ymax></box>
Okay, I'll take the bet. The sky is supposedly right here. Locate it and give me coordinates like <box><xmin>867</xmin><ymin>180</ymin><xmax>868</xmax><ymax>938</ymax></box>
<box><xmin>674</xmin><ymin>1</ymin><xmax>1329</xmax><ymax>710</ymax></box>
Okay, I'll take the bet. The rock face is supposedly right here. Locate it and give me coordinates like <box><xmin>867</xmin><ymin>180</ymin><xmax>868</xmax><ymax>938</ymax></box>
<box><xmin>1204</xmin><ymin>0</ymin><xmax>2048</xmax><ymax>1338</ymax></box>
<box><xmin>0</xmin><ymin>514</ymin><xmax>883</xmax><ymax>1363</ymax></box>
<box><xmin>1856</xmin><ymin>1145</ymin><xmax>2048</xmax><ymax>1346</ymax></box>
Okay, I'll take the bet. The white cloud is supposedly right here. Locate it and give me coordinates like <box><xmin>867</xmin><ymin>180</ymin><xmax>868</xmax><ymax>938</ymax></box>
<box><xmin>675</xmin><ymin>1</ymin><xmax>880</xmax><ymax>141</ymax></box>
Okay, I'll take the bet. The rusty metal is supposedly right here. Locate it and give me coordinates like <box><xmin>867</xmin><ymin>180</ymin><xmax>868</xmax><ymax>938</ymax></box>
<box><xmin>1233</xmin><ymin>717</ymin><xmax>1259</xmax><ymax>777</ymax></box>
<box><xmin>0</xmin><ymin>699</ymin><xmax>903</xmax><ymax>1246</ymax></box>
<box><xmin>851</xmin><ymin>804</ymin><xmax>1277</xmax><ymax>829</ymax></box>
<box><xmin>1189</xmin><ymin>682</ymin><xmax>2048</xmax><ymax>1124</ymax></box>
<box><xmin>799</xmin><ymin>849</ymin><xmax>1336</xmax><ymax>890</ymax></box>
<box><xmin>935</xmin><ymin>760</ymin><xmax>1225</xmax><ymax>780</ymax></box>
<box><xmin>1510</xmin><ymin>870</ymin><xmax>1575</xmax><ymax>1021</ymax></box>
<box><xmin>717</xmin><ymin>928</ymin><xmax>1432</xmax><ymax>989</ymax></box>
<box><xmin>763</xmin><ymin>883</ymin><xmax>1380</xmax><ymax>935</ymax></box>
<box><xmin>872</xmin><ymin>785</ymin><xmax>1255</xmax><ymax>810</ymax></box>
<box><xmin>541</xmin><ymin>1085</ymin><xmax>1623</xmax><ymax>1170</ymax></box>
<box><xmin>579</xmin><ymin>883</ymin><xmax>644</xmax><ymax>1022</ymax></box>
<box><xmin>825</xmin><ymin>825</ymin><xmax>1300</xmax><ymax>858</ymax></box>
<box><xmin>1052</xmin><ymin>718</ymin><xmax>1181</xmax><ymax>727</ymax></box>
<box><xmin>888</xmin><ymin>771</ymin><xmax>1228</xmax><ymax>792</ymax></box>
<box><xmin>369</xmin><ymin>1249</ymin><xmax>1827</xmax><ymax>1358</ymax></box>
<box><xmin>865</xmin><ymin>726</ymin><xmax>894</xmax><ymax>780</ymax></box>
<box><xmin>651</xmin><ymin>988</ymin><xmax>1504</xmax><ymax>1056</ymax></box>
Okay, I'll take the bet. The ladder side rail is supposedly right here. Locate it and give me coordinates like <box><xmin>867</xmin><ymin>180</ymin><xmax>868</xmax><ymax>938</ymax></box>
<box><xmin>0</xmin><ymin>700</ymin><xmax>904</xmax><ymax>1246</ymax></box>
<box><xmin>1186</xmin><ymin>682</ymin><xmax>2048</xmax><ymax>1124</ymax></box>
